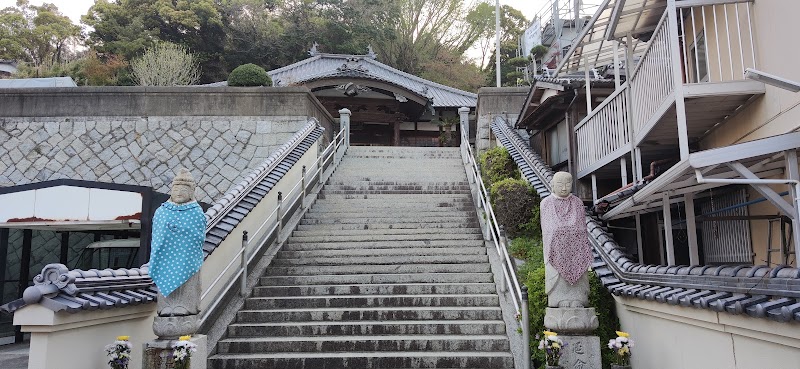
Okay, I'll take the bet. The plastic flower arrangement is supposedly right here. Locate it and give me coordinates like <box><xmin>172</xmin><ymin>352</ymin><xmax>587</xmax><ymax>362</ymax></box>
<box><xmin>172</xmin><ymin>335</ymin><xmax>198</xmax><ymax>369</ymax></box>
<box><xmin>104</xmin><ymin>335</ymin><xmax>132</xmax><ymax>369</ymax></box>
<box><xmin>608</xmin><ymin>331</ymin><xmax>634</xmax><ymax>366</ymax></box>
<box><xmin>537</xmin><ymin>330</ymin><xmax>566</xmax><ymax>366</ymax></box>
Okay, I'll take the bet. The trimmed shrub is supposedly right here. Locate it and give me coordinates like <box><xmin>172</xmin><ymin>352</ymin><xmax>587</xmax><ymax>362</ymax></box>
<box><xmin>228</xmin><ymin>63</ymin><xmax>271</xmax><ymax>87</ymax></box>
<box><xmin>490</xmin><ymin>178</ymin><xmax>537</xmax><ymax>237</ymax></box>
<box><xmin>530</xmin><ymin>45</ymin><xmax>549</xmax><ymax>59</ymax></box>
<box><xmin>479</xmin><ymin>147</ymin><xmax>519</xmax><ymax>188</ymax></box>
<box><xmin>507</xmin><ymin>56</ymin><xmax>530</xmax><ymax>68</ymax></box>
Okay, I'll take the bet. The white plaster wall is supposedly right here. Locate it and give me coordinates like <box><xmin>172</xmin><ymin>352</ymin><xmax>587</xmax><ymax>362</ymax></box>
<box><xmin>199</xmin><ymin>140</ymin><xmax>320</xmax><ymax>313</ymax></box>
<box><xmin>615</xmin><ymin>297</ymin><xmax>800</xmax><ymax>369</ymax></box>
<box><xmin>15</xmin><ymin>303</ymin><xmax>156</xmax><ymax>369</ymax></box>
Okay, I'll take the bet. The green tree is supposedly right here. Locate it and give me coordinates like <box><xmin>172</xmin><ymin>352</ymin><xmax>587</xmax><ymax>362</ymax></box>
<box><xmin>0</xmin><ymin>0</ymin><xmax>82</xmax><ymax>67</ymax></box>
<box><xmin>130</xmin><ymin>42</ymin><xmax>200</xmax><ymax>86</ymax></box>
<box><xmin>482</xmin><ymin>5</ymin><xmax>529</xmax><ymax>86</ymax></box>
<box><xmin>83</xmin><ymin>0</ymin><xmax>227</xmax><ymax>83</ymax></box>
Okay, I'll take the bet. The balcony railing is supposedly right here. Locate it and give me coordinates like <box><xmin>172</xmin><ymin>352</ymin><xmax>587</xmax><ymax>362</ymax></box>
<box><xmin>629</xmin><ymin>10</ymin><xmax>674</xmax><ymax>134</ymax></box>
<box><xmin>575</xmin><ymin>1</ymin><xmax>758</xmax><ymax>177</ymax></box>
<box><xmin>575</xmin><ymin>84</ymin><xmax>631</xmax><ymax>176</ymax></box>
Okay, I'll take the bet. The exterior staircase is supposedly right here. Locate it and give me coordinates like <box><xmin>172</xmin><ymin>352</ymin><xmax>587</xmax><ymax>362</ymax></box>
<box><xmin>208</xmin><ymin>146</ymin><xmax>515</xmax><ymax>369</ymax></box>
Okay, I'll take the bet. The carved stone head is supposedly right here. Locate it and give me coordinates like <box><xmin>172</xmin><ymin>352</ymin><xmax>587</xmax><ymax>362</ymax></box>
<box><xmin>170</xmin><ymin>168</ymin><xmax>196</xmax><ymax>204</ymax></box>
<box><xmin>550</xmin><ymin>171</ymin><xmax>573</xmax><ymax>199</ymax></box>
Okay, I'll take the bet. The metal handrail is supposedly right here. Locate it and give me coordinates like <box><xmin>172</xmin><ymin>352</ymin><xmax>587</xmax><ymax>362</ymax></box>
<box><xmin>198</xmin><ymin>126</ymin><xmax>348</xmax><ymax>325</ymax></box>
<box><xmin>460</xmin><ymin>122</ymin><xmax>530</xmax><ymax>369</ymax></box>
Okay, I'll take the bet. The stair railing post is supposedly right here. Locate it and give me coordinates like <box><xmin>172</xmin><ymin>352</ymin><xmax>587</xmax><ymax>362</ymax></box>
<box><xmin>497</xmin><ymin>225</ymin><xmax>507</xmax><ymax>293</ymax></box>
<box><xmin>521</xmin><ymin>285</ymin><xmax>531</xmax><ymax>369</ymax></box>
<box><xmin>301</xmin><ymin>165</ymin><xmax>307</xmax><ymax>209</ymax></box>
<box><xmin>339</xmin><ymin>108</ymin><xmax>351</xmax><ymax>149</ymax></box>
<box><xmin>277</xmin><ymin>192</ymin><xmax>284</xmax><ymax>242</ymax></box>
<box><xmin>240</xmin><ymin>231</ymin><xmax>248</xmax><ymax>297</ymax></box>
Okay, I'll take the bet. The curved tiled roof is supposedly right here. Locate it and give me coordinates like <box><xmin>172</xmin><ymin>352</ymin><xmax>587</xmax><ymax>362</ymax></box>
<box><xmin>267</xmin><ymin>53</ymin><xmax>477</xmax><ymax>108</ymax></box>
<box><xmin>491</xmin><ymin>117</ymin><xmax>800</xmax><ymax>323</ymax></box>
<box><xmin>1</xmin><ymin>263</ymin><xmax>155</xmax><ymax>313</ymax></box>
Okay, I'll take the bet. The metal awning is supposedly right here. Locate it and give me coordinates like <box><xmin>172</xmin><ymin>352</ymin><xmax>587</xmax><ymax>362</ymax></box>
<box><xmin>602</xmin><ymin>132</ymin><xmax>800</xmax><ymax>220</ymax></box>
<box><xmin>556</xmin><ymin>0</ymin><xmax>666</xmax><ymax>74</ymax></box>
<box><xmin>0</xmin><ymin>219</ymin><xmax>141</xmax><ymax>232</ymax></box>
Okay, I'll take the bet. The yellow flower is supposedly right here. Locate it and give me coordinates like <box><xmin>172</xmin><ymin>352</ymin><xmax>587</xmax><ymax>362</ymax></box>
<box><xmin>116</xmin><ymin>336</ymin><xmax>130</xmax><ymax>341</ymax></box>
<box><xmin>179</xmin><ymin>335</ymin><xmax>192</xmax><ymax>341</ymax></box>
<box><xmin>553</xmin><ymin>343</ymin><xmax>561</xmax><ymax>349</ymax></box>
<box><xmin>616</xmin><ymin>331</ymin><xmax>630</xmax><ymax>338</ymax></box>
<box><xmin>543</xmin><ymin>331</ymin><xmax>557</xmax><ymax>337</ymax></box>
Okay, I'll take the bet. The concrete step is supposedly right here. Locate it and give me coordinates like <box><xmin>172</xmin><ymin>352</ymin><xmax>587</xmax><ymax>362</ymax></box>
<box><xmin>299</xmin><ymin>217</ymin><xmax>479</xmax><ymax>225</ymax></box>
<box><xmin>260</xmin><ymin>273</ymin><xmax>494</xmax><ymax>286</ymax></box>
<box><xmin>320</xmin><ymin>190</ymin><xmax>471</xmax><ymax>195</ymax></box>
<box><xmin>282</xmin><ymin>240</ymin><xmax>486</xmax><ymax>251</ymax></box>
<box><xmin>216</xmin><ymin>335</ymin><xmax>510</xmax><ymax>353</ymax></box>
<box><xmin>271</xmin><ymin>255</ymin><xmax>488</xmax><ymax>267</ymax></box>
<box><xmin>316</xmin><ymin>194</ymin><xmax>473</xmax><ymax>201</ymax></box>
<box><xmin>295</xmin><ymin>223</ymin><xmax>478</xmax><ymax>231</ymax></box>
<box><xmin>226</xmin><ymin>319</ymin><xmax>507</xmax><ymax>336</ymax></box>
<box><xmin>264</xmin><ymin>263</ymin><xmax>490</xmax><ymax>276</ymax></box>
<box><xmin>322</xmin><ymin>185</ymin><xmax>472</xmax><ymax>191</ymax></box>
<box><xmin>291</xmin><ymin>228</ymin><xmax>481</xmax><ymax>237</ymax></box>
<box><xmin>251</xmin><ymin>283</ymin><xmax>498</xmax><ymax>297</ymax></box>
<box><xmin>276</xmin><ymin>247</ymin><xmax>486</xmax><ymax>259</ymax></box>
<box><xmin>302</xmin><ymin>211</ymin><xmax>476</xmax><ymax>219</ymax></box>
<box><xmin>208</xmin><ymin>351</ymin><xmax>515</xmax><ymax>369</ymax></box>
<box><xmin>308</xmin><ymin>205</ymin><xmax>475</xmax><ymax>213</ymax></box>
<box><xmin>235</xmin><ymin>306</ymin><xmax>504</xmax><ymax>323</ymax></box>
<box><xmin>287</xmin><ymin>233</ymin><xmax>482</xmax><ymax>243</ymax></box>
<box><xmin>243</xmin><ymin>294</ymin><xmax>499</xmax><ymax>309</ymax></box>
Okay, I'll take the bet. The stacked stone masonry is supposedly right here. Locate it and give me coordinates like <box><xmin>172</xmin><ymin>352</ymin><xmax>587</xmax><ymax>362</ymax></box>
<box><xmin>0</xmin><ymin>116</ymin><xmax>309</xmax><ymax>203</ymax></box>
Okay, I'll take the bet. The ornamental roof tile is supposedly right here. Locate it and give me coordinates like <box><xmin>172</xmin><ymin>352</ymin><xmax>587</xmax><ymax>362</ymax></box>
<box><xmin>267</xmin><ymin>53</ymin><xmax>477</xmax><ymax>108</ymax></box>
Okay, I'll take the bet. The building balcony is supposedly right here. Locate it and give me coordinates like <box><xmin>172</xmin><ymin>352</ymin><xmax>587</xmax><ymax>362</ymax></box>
<box><xmin>572</xmin><ymin>0</ymin><xmax>765</xmax><ymax>182</ymax></box>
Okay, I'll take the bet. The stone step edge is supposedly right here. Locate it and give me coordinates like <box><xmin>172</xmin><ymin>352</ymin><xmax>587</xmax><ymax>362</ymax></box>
<box><xmin>227</xmin><ymin>319</ymin><xmax>506</xmax><ymax>327</ymax></box>
<box><xmin>219</xmin><ymin>334</ymin><xmax>510</xmax><ymax>343</ymax></box>
<box><xmin>247</xmin><ymin>293</ymin><xmax>498</xmax><ymax>300</ymax></box>
<box><xmin>209</xmin><ymin>351</ymin><xmax>514</xmax><ymax>359</ymax></box>
<box><xmin>237</xmin><ymin>306</ymin><xmax>502</xmax><ymax>313</ymax></box>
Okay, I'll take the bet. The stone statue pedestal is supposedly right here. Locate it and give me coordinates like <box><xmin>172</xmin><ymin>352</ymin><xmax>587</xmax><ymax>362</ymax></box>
<box><xmin>558</xmin><ymin>335</ymin><xmax>601</xmax><ymax>369</ymax></box>
<box><xmin>544</xmin><ymin>307</ymin><xmax>599</xmax><ymax>333</ymax></box>
<box><xmin>143</xmin><ymin>335</ymin><xmax>207</xmax><ymax>369</ymax></box>
<box><xmin>545</xmin><ymin>308</ymin><xmax>601</xmax><ymax>369</ymax></box>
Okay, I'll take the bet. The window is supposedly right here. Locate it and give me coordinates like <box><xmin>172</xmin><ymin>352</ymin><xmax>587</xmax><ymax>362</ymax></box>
<box><xmin>689</xmin><ymin>31</ymin><xmax>709</xmax><ymax>83</ymax></box>
<box><xmin>546</xmin><ymin>120</ymin><xmax>569</xmax><ymax>166</ymax></box>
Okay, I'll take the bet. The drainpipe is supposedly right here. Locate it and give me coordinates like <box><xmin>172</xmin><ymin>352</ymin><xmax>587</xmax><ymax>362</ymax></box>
<box><xmin>694</xmin><ymin>169</ymin><xmax>800</xmax><ymax>264</ymax></box>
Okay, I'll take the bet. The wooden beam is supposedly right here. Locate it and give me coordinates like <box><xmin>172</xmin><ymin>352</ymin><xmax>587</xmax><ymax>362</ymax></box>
<box><xmin>684</xmin><ymin>193</ymin><xmax>700</xmax><ymax>265</ymax></box>
<box><xmin>663</xmin><ymin>192</ymin><xmax>676</xmax><ymax>265</ymax></box>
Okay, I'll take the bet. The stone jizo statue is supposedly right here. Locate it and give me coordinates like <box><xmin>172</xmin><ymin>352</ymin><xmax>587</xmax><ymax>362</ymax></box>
<box><xmin>150</xmin><ymin>168</ymin><xmax>206</xmax><ymax>339</ymax></box>
<box><xmin>540</xmin><ymin>171</ymin><xmax>592</xmax><ymax>308</ymax></box>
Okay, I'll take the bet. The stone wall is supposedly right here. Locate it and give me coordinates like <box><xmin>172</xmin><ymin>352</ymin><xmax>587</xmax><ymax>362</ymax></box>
<box><xmin>0</xmin><ymin>116</ymin><xmax>311</xmax><ymax>203</ymax></box>
<box><xmin>0</xmin><ymin>86</ymin><xmax>337</xmax><ymax>203</ymax></box>
<box><xmin>475</xmin><ymin>87</ymin><xmax>530</xmax><ymax>153</ymax></box>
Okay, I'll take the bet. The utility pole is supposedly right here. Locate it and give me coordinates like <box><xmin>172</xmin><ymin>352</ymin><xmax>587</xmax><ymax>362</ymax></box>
<box><xmin>495</xmin><ymin>0</ymin><xmax>502</xmax><ymax>87</ymax></box>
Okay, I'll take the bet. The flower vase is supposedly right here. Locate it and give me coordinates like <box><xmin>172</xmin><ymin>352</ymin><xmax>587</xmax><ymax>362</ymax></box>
<box><xmin>611</xmin><ymin>365</ymin><xmax>632</xmax><ymax>369</ymax></box>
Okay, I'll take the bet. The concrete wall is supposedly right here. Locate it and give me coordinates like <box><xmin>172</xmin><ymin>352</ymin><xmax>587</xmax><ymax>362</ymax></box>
<box><xmin>14</xmin><ymin>303</ymin><xmax>157</xmax><ymax>369</ymax></box>
<box><xmin>615</xmin><ymin>297</ymin><xmax>800</xmax><ymax>369</ymax></box>
<box><xmin>475</xmin><ymin>87</ymin><xmax>530</xmax><ymax>153</ymax></box>
<box><xmin>0</xmin><ymin>87</ymin><xmax>336</xmax><ymax>204</ymax></box>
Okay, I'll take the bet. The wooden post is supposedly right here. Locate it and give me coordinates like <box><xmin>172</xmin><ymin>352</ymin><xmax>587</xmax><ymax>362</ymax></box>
<box><xmin>591</xmin><ymin>174</ymin><xmax>598</xmax><ymax>203</ymax></box>
<box><xmin>635</xmin><ymin>213</ymin><xmax>644</xmax><ymax>264</ymax></box>
<box><xmin>621</xmin><ymin>157</ymin><xmax>628</xmax><ymax>187</ymax></box>
<box><xmin>685</xmin><ymin>193</ymin><xmax>700</xmax><ymax>265</ymax></box>
<box><xmin>663</xmin><ymin>192</ymin><xmax>675</xmax><ymax>265</ymax></box>
<box><xmin>393</xmin><ymin>121</ymin><xmax>400</xmax><ymax>146</ymax></box>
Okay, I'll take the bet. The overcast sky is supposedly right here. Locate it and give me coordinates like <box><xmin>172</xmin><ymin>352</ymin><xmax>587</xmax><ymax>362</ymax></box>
<box><xmin>0</xmin><ymin>0</ymin><xmax>554</xmax><ymax>28</ymax></box>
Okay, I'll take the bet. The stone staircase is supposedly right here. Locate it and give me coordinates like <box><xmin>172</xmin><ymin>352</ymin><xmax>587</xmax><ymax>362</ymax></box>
<box><xmin>209</xmin><ymin>146</ymin><xmax>515</xmax><ymax>369</ymax></box>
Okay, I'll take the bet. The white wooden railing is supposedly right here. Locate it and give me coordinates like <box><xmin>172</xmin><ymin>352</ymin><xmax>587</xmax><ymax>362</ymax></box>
<box><xmin>575</xmin><ymin>83</ymin><xmax>631</xmax><ymax>175</ymax></box>
<box><xmin>630</xmin><ymin>10</ymin><xmax>674</xmax><ymax>133</ymax></box>
<box><xmin>678</xmin><ymin>1</ymin><xmax>756</xmax><ymax>84</ymax></box>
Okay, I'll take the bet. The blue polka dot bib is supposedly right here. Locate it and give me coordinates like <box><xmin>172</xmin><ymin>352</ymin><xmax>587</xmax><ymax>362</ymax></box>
<box><xmin>149</xmin><ymin>201</ymin><xmax>206</xmax><ymax>297</ymax></box>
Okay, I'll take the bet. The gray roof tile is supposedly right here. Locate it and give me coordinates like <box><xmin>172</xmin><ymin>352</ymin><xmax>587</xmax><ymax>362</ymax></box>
<box><xmin>267</xmin><ymin>53</ymin><xmax>477</xmax><ymax>108</ymax></box>
<box><xmin>0</xmin><ymin>263</ymin><xmax>156</xmax><ymax>314</ymax></box>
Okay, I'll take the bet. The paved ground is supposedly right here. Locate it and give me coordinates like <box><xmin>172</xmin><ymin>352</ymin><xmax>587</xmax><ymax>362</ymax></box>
<box><xmin>0</xmin><ymin>342</ymin><xmax>29</xmax><ymax>369</ymax></box>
